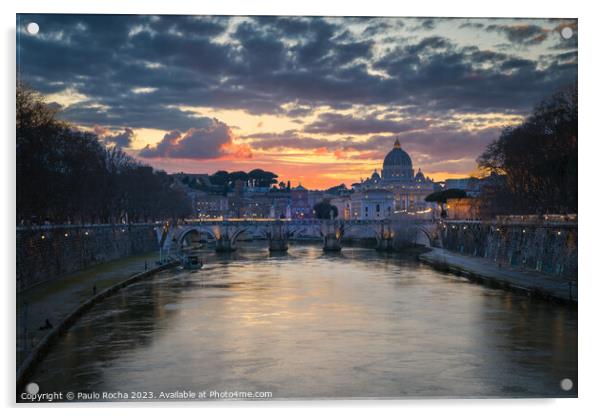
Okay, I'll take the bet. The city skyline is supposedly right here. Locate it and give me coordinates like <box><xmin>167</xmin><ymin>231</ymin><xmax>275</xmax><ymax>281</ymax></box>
<box><xmin>17</xmin><ymin>15</ymin><xmax>577</xmax><ymax>188</ymax></box>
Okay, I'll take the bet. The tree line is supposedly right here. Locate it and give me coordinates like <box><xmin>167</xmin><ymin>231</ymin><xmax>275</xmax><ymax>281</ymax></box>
<box><xmin>477</xmin><ymin>83</ymin><xmax>577</xmax><ymax>216</ymax></box>
<box><xmin>17</xmin><ymin>84</ymin><xmax>192</xmax><ymax>225</ymax></box>
<box><xmin>208</xmin><ymin>169</ymin><xmax>279</xmax><ymax>189</ymax></box>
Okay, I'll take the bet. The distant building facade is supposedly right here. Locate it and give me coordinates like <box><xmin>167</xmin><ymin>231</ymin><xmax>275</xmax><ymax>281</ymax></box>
<box><xmin>352</xmin><ymin>139</ymin><xmax>437</xmax><ymax>214</ymax></box>
<box><xmin>350</xmin><ymin>189</ymin><xmax>394</xmax><ymax>219</ymax></box>
<box><xmin>174</xmin><ymin>140</ymin><xmax>441</xmax><ymax>221</ymax></box>
<box><xmin>290</xmin><ymin>184</ymin><xmax>313</xmax><ymax>219</ymax></box>
<box><xmin>445</xmin><ymin>198</ymin><xmax>481</xmax><ymax>220</ymax></box>
<box><xmin>330</xmin><ymin>196</ymin><xmax>352</xmax><ymax>220</ymax></box>
<box><xmin>444</xmin><ymin>177</ymin><xmax>482</xmax><ymax>197</ymax></box>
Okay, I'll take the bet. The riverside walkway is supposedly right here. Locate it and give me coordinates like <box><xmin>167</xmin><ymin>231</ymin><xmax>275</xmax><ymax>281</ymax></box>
<box><xmin>17</xmin><ymin>252</ymin><xmax>159</xmax><ymax>368</ymax></box>
<box><xmin>419</xmin><ymin>248</ymin><xmax>577</xmax><ymax>303</ymax></box>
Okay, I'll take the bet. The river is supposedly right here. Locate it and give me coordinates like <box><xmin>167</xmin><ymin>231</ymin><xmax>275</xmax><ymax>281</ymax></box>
<box><xmin>26</xmin><ymin>243</ymin><xmax>577</xmax><ymax>400</ymax></box>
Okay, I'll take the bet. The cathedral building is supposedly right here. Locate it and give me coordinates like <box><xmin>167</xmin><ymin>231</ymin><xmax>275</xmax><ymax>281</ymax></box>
<box><xmin>352</xmin><ymin>139</ymin><xmax>437</xmax><ymax>215</ymax></box>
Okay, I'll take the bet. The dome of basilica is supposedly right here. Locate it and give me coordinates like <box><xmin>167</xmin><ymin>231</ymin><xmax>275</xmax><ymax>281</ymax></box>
<box><xmin>383</xmin><ymin>139</ymin><xmax>412</xmax><ymax>169</ymax></box>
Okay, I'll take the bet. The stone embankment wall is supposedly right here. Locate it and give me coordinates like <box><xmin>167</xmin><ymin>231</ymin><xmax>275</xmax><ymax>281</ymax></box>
<box><xmin>17</xmin><ymin>223</ymin><xmax>159</xmax><ymax>292</ymax></box>
<box><xmin>440</xmin><ymin>219</ymin><xmax>577</xmax><ymax>279</ymax></box>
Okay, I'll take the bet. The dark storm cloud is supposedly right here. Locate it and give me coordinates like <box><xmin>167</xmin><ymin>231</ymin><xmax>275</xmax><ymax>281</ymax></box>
<box><xmin>485</xmin><ymin>24</ymin><xmax>549</xmax><ymax>45</ymax></box>
<box><xmin>362</xmin><ymin>20</ymin><xmax>393</xmax><ymax>37</ymax></box>
<box><xmin>285</xmin><ymin>105</ymin><xmax>315</xmax><ymax>118</ymax></box>
<box><xmin>138</xmin><ymin>118</ymin><xmax>236</xmax><ymax>159</ymax></box>
<box><xmin>304</xmin><ymin>113</ymin><xmax>429</xmax><ymax>135</ymax></box>
<box><xmin>369</xmin><ymin>127</ymin><xmax>501</xmax><ymax>164</ymax></box>
<box><xmin>60</xmin><ymin>101</ymin><xmax>215</xmax><ymax>131</ymax></box>
<box><xmin>421</xmin><ymin>19</ymin><xmax>436</xmax><ymax>31</ymax></box>
<box><xmin>103</xmin><ymin>128</ymin><xmax>134</xmax><ymax>148</ymax></box>
<box><xmin>242</xmin><ymin>130</ymin><xmax>350</xmax><ymax>151</ymax></box>
<box><xmin>373</xmin><ymin>34</ymin><xmax>576</xmax><ymax>114</ymax></box>
<box><xmin>17</xmin><ymin>14</ymin><xmax>577</xmax><ymax>133</ymax></box>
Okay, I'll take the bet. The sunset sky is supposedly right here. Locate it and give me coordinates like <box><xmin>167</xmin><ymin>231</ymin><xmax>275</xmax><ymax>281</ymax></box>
<box><xmin>17</xmin><ymin>15</ymin><xmax>577</xmax><ymax>189</ymax></box>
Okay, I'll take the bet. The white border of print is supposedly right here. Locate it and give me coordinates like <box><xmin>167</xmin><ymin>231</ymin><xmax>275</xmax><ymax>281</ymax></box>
<box><xmin>1</xmin><ymin>1</ymin><xmax>599</xmax><ymax>415</ymax></box>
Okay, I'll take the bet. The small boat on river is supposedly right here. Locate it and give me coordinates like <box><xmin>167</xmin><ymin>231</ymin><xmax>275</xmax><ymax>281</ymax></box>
<box><xmin>182</xmin><ymin>254</ymin><xmax>203</xmax><ymax>270</ymax></box>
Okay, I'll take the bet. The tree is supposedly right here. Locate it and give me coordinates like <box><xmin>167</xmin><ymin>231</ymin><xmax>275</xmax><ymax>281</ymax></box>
<box><xmin>16</xmin><ymin>83</ymin><xmax>193</xmax><ymax>224</ymax></box>
<box><xmin>325</xmin><ymin>183</ymin><xmax>347</xmax><ymax>194</ymax></box>
<box><xmin>209</xmin><ymin>170</ymin><xmax>230</xmax><ymax>187</ymax></box>
<box><xmin>313</xmin><ymin>199</ymin><xmax>339</xmax><ymax>219</ymax></box>
<box><xmin>248</xmin><ymin>168</ymin><xmax>278</xmax><ymax>188</ymax></box>
<box><xmin>426</xmin><ymin>189</ymin><xmax>468</xmax><ymax>218</ymax></box>
<box><xmin>477</xmin><ymin>83</ymin><xmax>577</xmax><ymax>215</ymax></box>
<box><xmin>425</xmin><ymin>189</ymin><xmax>468</xmax><ymax>204</ymax></box>
<box><xmin>229</xmin><ymin>171</ymin><xmax>249</xmax><ymax>184</ymax></box>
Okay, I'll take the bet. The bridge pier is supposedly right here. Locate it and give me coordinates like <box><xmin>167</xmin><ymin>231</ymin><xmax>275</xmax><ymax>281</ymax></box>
<box><xmin>321</xmin><ymin>221</ymin><xmax>342</xmax><ymax>252</ymax></box>
<box><xmin>267</xmin><ymin>221</ymin><xmax>289</xmax><ymax>252</ymax></box>
<box><xmin>375</xmin><ymin>237</ymin><xmax>394</xmax><ymax>252</ymax></box>
<box><xmin>323</xmin><ymin>234</ymin><xmax>342</xmax><ymax>252</ymax></box>
<box><xmin>269</xmin><ymin>239</ymin><xmax>288</xmax><ymax>252</ymax></box>
<box><xmin>374</xmin><ymin>222</ymin><xmax>394</xmax><ymax>251</ymax></box>
<box><xmin>215</xmin><ymin>237</ymin><xmax>236</xmax><ymax>252</ymax></box>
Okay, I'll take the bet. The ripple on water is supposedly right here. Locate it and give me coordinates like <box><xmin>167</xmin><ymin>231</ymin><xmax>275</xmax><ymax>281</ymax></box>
<box><xmin>26</xmin><ymin>244</ymin><xmax>577</xmax><ymax>399</ymax></box>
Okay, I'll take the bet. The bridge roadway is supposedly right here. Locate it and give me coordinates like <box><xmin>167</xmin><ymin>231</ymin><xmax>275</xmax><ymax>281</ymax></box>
<box><xmin>161</xmin><ymin>218</ymin><xmax>438</xmax><ymax>254</ymax></box>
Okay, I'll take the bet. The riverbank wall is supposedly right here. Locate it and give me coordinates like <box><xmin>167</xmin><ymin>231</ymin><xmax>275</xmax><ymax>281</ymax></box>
<box><xmin>419</xmin><ymin>248</ymin><xmax>576</xmax><ymax>303</ymax></box>
<box><xmin>16</xmin><ymin>260</ymin><xmax>179</xmax><ymax>394</ymax></box>
<box><xmin>17</xmin><ymin>223</ymin><xmax>159</xmax><ymax>292</ymax></box>
<box><xmin>440</xmin><ymin>219</ymin><xmax>577</xmax><ymax>280</ymax></box>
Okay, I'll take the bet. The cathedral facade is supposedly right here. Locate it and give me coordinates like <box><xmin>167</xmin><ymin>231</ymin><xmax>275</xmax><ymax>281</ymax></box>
<box><xmin>352</xmin><ymin>139</ymin><xmax>437</xmax><ymax>214</ymax></box>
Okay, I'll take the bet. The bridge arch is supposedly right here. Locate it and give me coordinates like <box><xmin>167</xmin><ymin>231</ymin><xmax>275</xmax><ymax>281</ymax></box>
<box><xmin>229</xmin><ymin>227</ymin><xmax>249</xmax><ymax>247</ymax></box>
<box><xmin>176</xmin><ymin>226</ymin><xmax>219</xmax><ymax>251</ymax></box>
<box><xmin>415</xmin><ymin>226</ymin><xmax>435</xmax><ymax>247</ymax></box>
<box><xmin>166</xmin><ymin>219</ymin><xmax>439</xmax><ymax>253</ymax></box>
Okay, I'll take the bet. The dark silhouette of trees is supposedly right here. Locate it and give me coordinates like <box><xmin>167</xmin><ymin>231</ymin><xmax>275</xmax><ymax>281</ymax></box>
<box><xmin>209</xmin><ymin>170</ymin><xmax>230</xmax><ymax>187</ymax></box>
<box><xmin>229</xmin><ymin>171</ymin><xmax>249</xmax><ymax>184</ymax></box>
<box><xmin>325</xmin><ymin>183</ymin><xmax>348</xmax><ymax>195</ymax></box>
<box><xmin>477</xmin><ymin>83</ymin><xmax>577</xmax><ymax>216</ymax></box>
<box><xmin>209</xmin><ymin>169</ymin><xmax>278</xmax><ymax>190</ymax></box>
<box><xmin>425</xmin><ymin>189</ymin><xmax>468</xmax><ymax>204</ymax></box>
<box><xmin>313</xmin><ymin>200</ymin><xmax>339</xmax><ymax>219</ymax></box>
<box><xmin>248</xmin><ymin>169</ymin><xmax>278</xmax><ymax>188</ymax></box>
<box><xmin>17</xmin><ymin>84</ymin><xmax>192</xmax><ymax>224</ymax></box>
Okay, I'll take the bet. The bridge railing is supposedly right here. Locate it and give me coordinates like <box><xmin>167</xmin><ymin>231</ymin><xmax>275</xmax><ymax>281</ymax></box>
<box><xmin>16</xmin><ymin>222</ymin><xmax>159</xmax><ymax>232</ymax></box>
<box><xmin>442</xmin><ymin>219</ymin><xmax>577</xmax><ymax>228</ymax></box>
<box><xmin>181</xmin><ymin>218</ymin><xmax>434</xmax><ymax>226</ymax></box>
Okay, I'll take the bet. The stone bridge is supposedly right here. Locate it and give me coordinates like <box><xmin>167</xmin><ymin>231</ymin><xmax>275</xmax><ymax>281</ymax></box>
<box><xmin>158</xmin><ymin>218</ymin><xmax>438</xmax><ymax>255</ymax></box>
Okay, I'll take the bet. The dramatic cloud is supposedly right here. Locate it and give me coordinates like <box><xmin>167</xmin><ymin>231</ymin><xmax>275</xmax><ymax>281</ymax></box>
<box><xmin>304</xmin><ymin>113</ymin><xmax>430</xmax><ymax>135</ymax></box>
<box><xmin>101</xmin><ymin>128</ymin><xmax>135</xmax><ymax>148</ymax></box>
<box><xmin>18</xmin><ymin>15</ymin><xmax>577</xmax><ymax>126</ymax></box>
<box><xmin>486</xmin><ymin>24</ymin><xmax>549</xmax><ymax>45</ymax></box>
<box><xmin>139</xmin><ymin>118</ymin><xmax>251</xmax><ymax>160</ymax></box>
<box><xmin>16</xmin><ymin>14</ymin><xmax>577</xmax><ymax>186</ymax></box>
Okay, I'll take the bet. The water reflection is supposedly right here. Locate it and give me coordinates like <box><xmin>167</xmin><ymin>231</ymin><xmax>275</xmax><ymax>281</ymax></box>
<box><xmin>27</xmin><ymin>243</ymin><xmax>577</xmax><ymax>399</ymax></box>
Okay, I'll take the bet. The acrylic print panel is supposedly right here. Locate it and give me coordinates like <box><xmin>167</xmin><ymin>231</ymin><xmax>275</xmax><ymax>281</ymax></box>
<box><xmin>16</xmin><ymin>14</ymin><xmax>577</xmax><ymax>402</ymax></box>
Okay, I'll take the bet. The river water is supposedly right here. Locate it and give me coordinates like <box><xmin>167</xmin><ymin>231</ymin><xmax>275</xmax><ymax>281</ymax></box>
<box><xmin>27</xmin><ymin>244</ymin><xmax>577</xmax><ymax>400</ymax></box>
